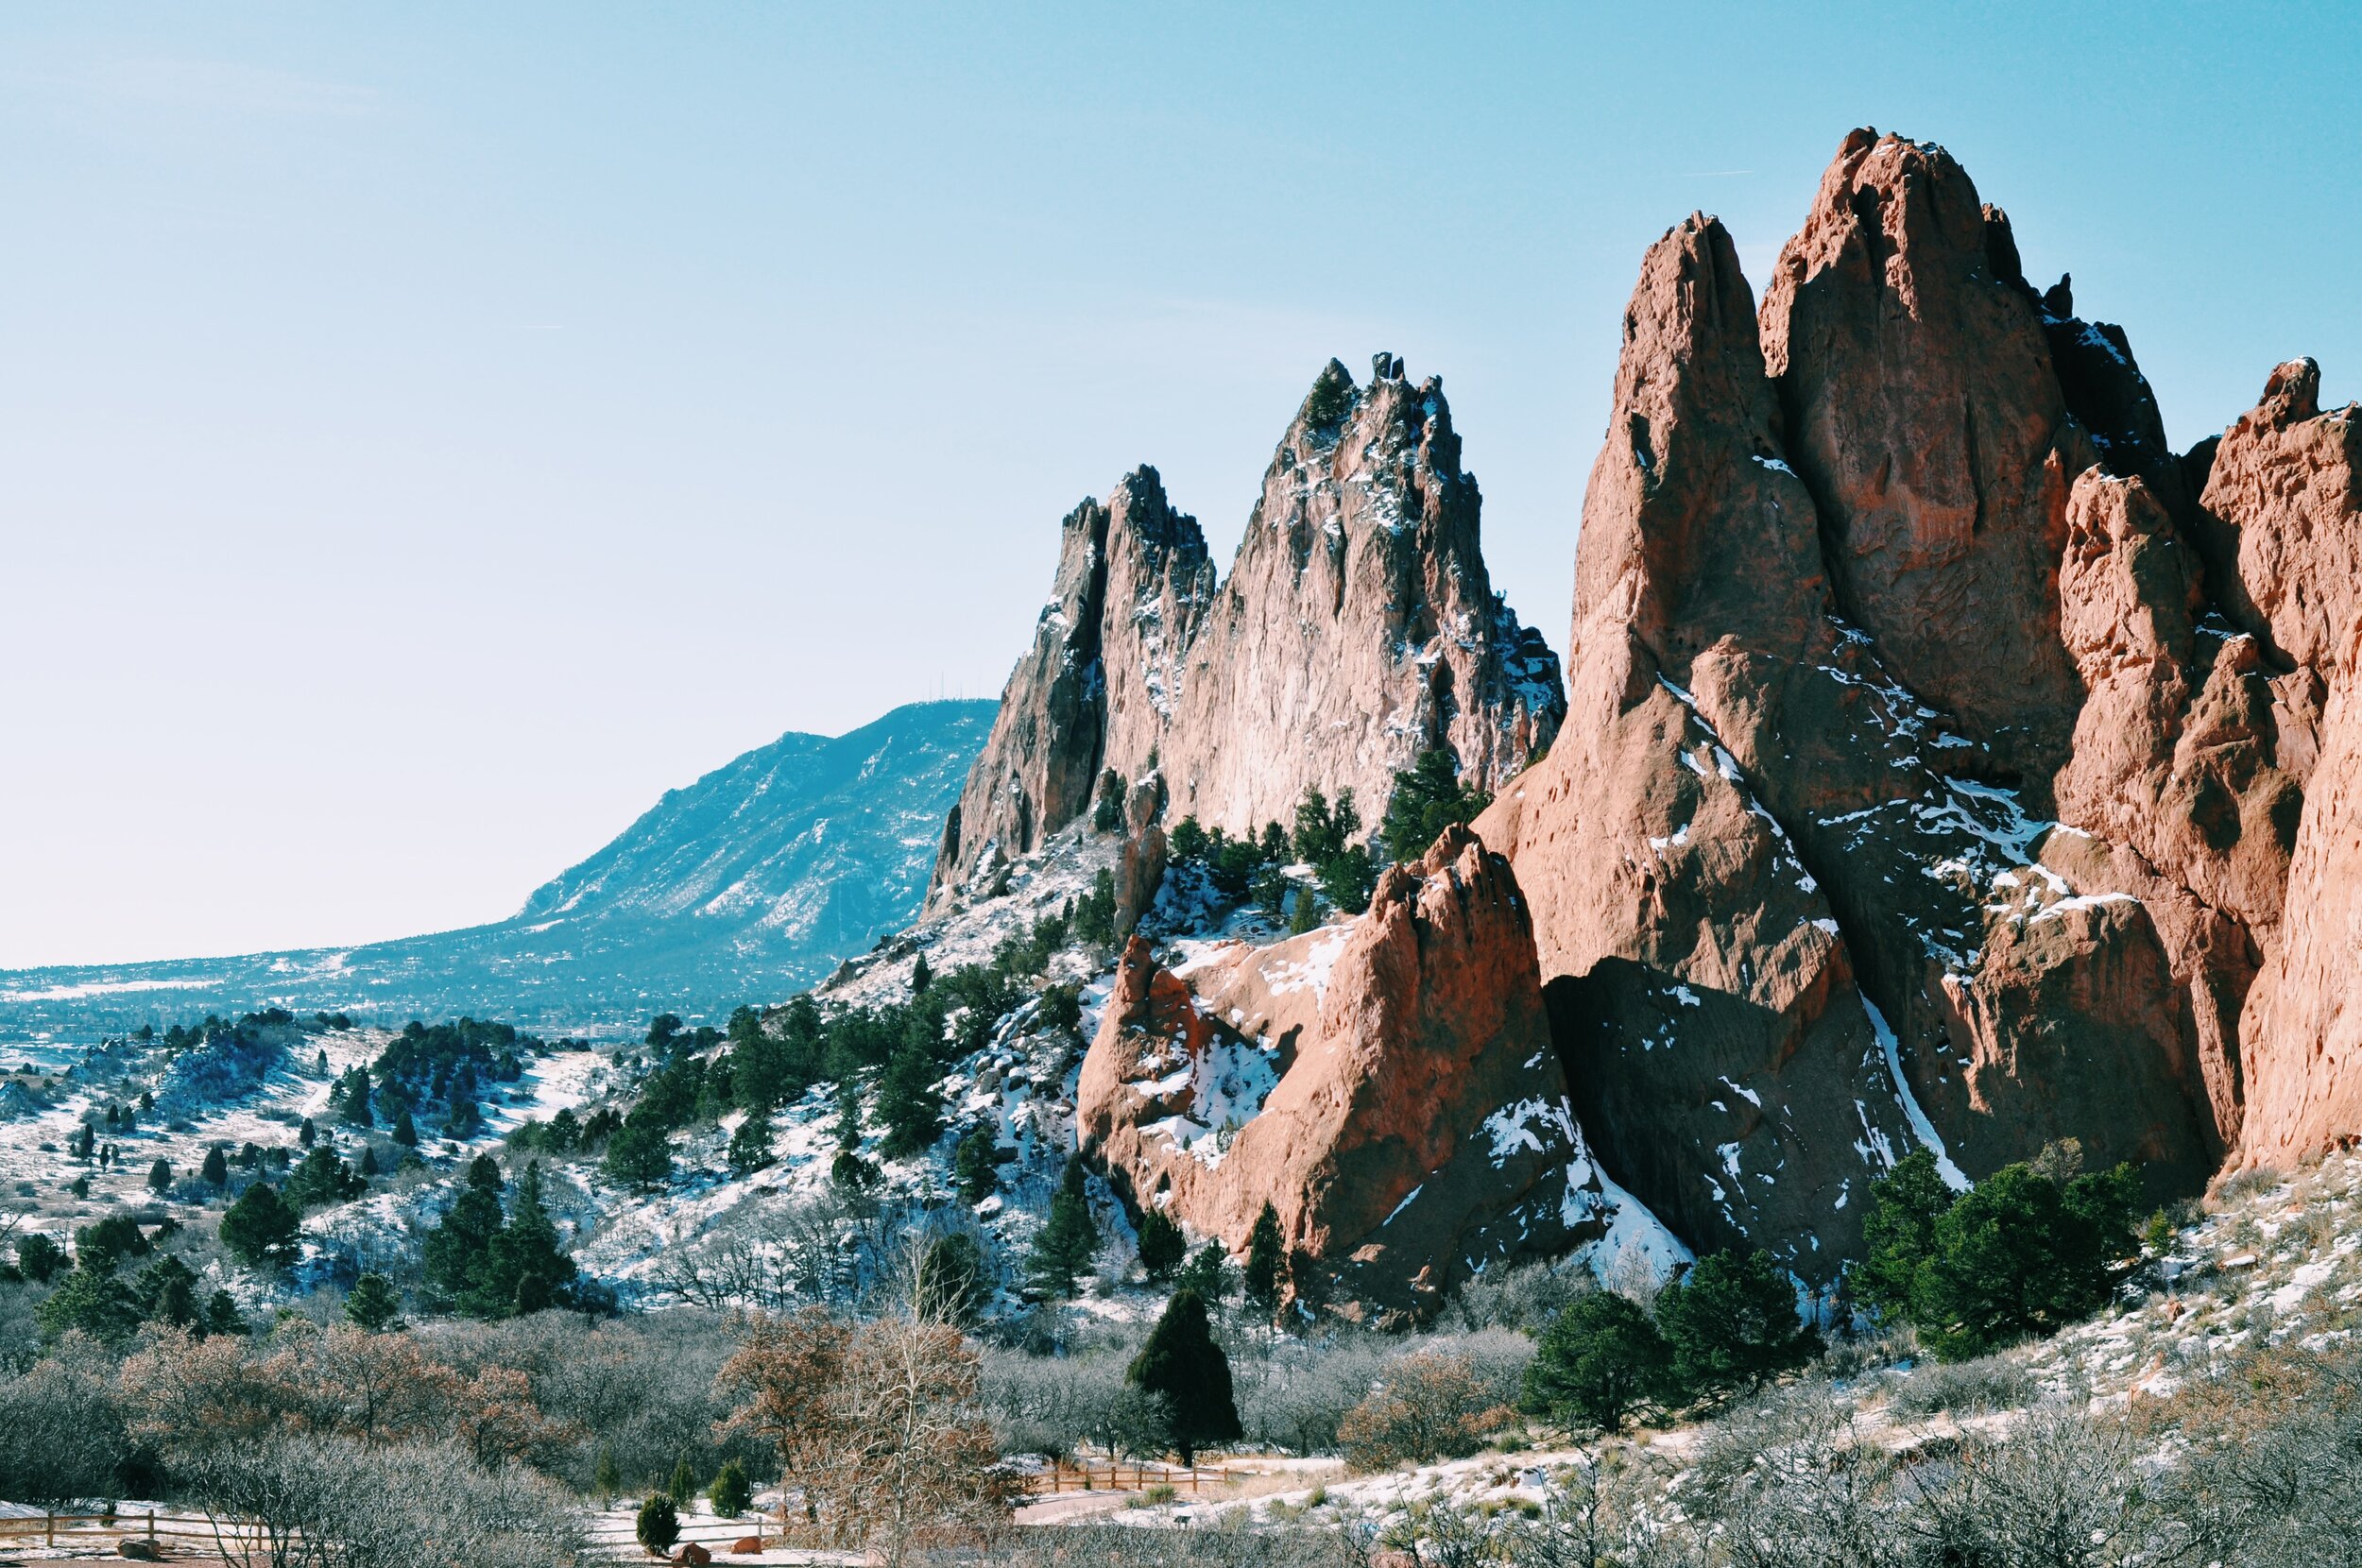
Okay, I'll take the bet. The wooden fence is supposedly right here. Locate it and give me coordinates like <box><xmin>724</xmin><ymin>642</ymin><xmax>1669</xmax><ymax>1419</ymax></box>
<box><xmin>1018</xmin><ymin>1460</ymin><xmax>1241</xmax><ymax>1497</ymax></box>
<box><xmin>0</xmin><ymin>1508</ymin><xmax>293</xmax><ymax>1560</ymax></box>
<box><xmin>583</xmin><ymin>1513</ymin><xmax>776</xmax><ymax>1548</ymax></box>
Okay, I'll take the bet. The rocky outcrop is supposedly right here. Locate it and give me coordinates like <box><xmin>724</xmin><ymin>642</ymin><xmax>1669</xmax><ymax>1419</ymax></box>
<box><xmin>1079</xmin><ymin>827</ymin><xmax>1641</xmax><ymax>1318</ymax></box>
<box><xmin>929</xmin><ymin>469</ymin><xmax>1212</xmax><ymax>905</ymax></box>
<box><xmin>1758</xmin><ymin>130</ymin><xmax>2095</xmax><ymax>794</ymax></box>
<box><xmin>2202</xmin><ymin>361</ymin><xmax>2362</xmax><ymax>1168</ymax></box>
<box><xmin>1157</xmin><ymin>357</ymin><xmax>1565</xmax><ymax>833</ymax></box>
<box><xmin>1478</xmin><ymin>133</ymin><xmax>2263</xmax><ymax>1280</ymax></box>
<box><xmin>930</xmin><ymin>361</ymin><xmax>1564</xmax><ymax>910</ymax></box>
<box><xmin>973</xmin><ymin>126</ymin><xmax>2362</xmax><ymax>1290</ymax></box>
<box><xmin>1472</xmin><ymin>211</ymin><xmax>1931</xmax><ymax>1281</ymax></box>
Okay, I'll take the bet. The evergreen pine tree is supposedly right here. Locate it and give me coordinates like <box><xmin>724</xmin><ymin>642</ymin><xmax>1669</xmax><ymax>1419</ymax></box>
<box><xmin>1027</xmin><ymin>1157</ymin><xmax>1102</xmax><ymax>1298</ymax></box>
<box><xmin>200</xmin><ymin>1145</ymin><xmax>230</xmax><ymax>1187</ymax></box>
<box><xmin>603</xmin><ymin>1122</ymin><xmax>673</xmax><ymax>1190</ymax></box>
<box><xmin>338</xmin><ymin>1066</ymin><xmax>374</xmax><ymax>1128</ymax></box>
<box><xmin>202</xmin><ymin>1288</ymin><xmax>248</xmax><ymax>1337</ymax></box>
<box><xmin>345</xmin><ymin>1271</ymin><xmax>402</xmax><ymax>1332</ymax></box>
<box><xmin>146</xmin><ymin>1157</ymin><xmax>173</xmax><ymax>1195</ymax></box>
<box><xmin>593</xmin><ymin>1446</ymin><xmax>623</xmax><ymax>1507</ymax></box>
<box><xmin>667</xmin><ymin>1456</ymin><xmax>697</xmax><ymax>1505</ymax></box>
<box><xmin>910</xmin><ymin>953</ymin><xmax>933</xmax><ymax>996</ymax></box>
<box><xmin>952</xmin><ymin>1127</ymin><xmax>1000</xmax><ymax>1205</ymax></box>
<box><xmin>635</xmin><ymin>1495</ymin><xmax>679</xmax><ymax>1556</ymax></box>
<box><xmin>219</xmin><ymin>1183</ymin><xmax>301</xmax><ymax>1268</ymax></box>
<box><xmin>875</xmin><ymin>1044</ymin><xmax>945</xmax><ymax>1158</ymax></box>
<box><xmin>16</xmin><ymin>1233</ymin><xmax>65</xmax><ymax>1285</ymax></box>
<box><xmin>727</xmin><ymin>1111</ymin><xmax>775</xmax><ymax>1175</ymax></box>
<box><xmin>1910</xmin><ymin>1159</ymin><xmax>2137</xmax><ymax>1360</ymax></box>
<box><xmin>916</xmin><ymin>1233</ymin><xmax>989</xmax><ymax>1327</ymax></box>
<box><xmin>830</xmin><ymin>1078</ymin><xmax>877</xmax><ymax>1190</ymax></box>
<box><xmin>445</xmin><ymin>1078</ymin><xmax>480</xmax><ymax>1138</ymax></box>
<box><xmin>1092</xmin><ymin>768</ymin><xmax>1126</xmax><ymax>832</ymax></box>
<box><xmin>1654</xmin><ymin>1250</ymin><xmax>1820</xmax><ymax>1402</ymax></box>
<box><xmin>707</xmin><ymin>1457</ymin><xmax>752</xmax><ymax>1518</ymax></box>
<box><xmin>1378</xmin><ymin>749</ymin><xmax>1493</xmax><ymax>862</ymax></box>
<box><xmin>1127</xmin><ymin>1288</ymin><xmax>1241</xmax><ymax>1465</ymax></box>
<box><xmin>1243</xmin><ymin>1202</ymin><xmax>1285</xmax><ymax>1318</ymax></box>
<box><xmin>391</xmin><ymin>1105</ymin><xmax>419</xmax><ymax>1147</ymax></box>
<box><xmin>484</xmin><ymin>1160</ymin><xmax>577</xmax><ymax>1315</ymax></box>
<box><xmin>1136</xmin><ymin>1206</ymin><xmax>1186</xmax><ymax>1282</ymax></box>
<box><xmin>299</xmin><ymin>1117</ymin><xmax>317</xmax><ymax>1149</ymax></box>
<box><xmin>134</xmin><ymin>1255</ymin><xmax>201</xmax><ymax>1330</ymax></box>
<box><xmin>1854</xmin><ymin>1150</ymin><xmax>1957</xmax><ymax>1323</ymax></box>
<box><xmin>358</xmin><ymin>1144</ymin><xmax>381</xmax><ymax>1178</ymax></box>
<box><xmin>1175</xmin><ymin>1241</ymin><xmax>1230</xmax><ymax>1303</ymax></box>
<box><xmin>285</xmin><ymin>1144</ymin><xmax>365</xmax><ymax>1210</ymax></box>
<box><xmin>1522</xmin><ymin>1292</ymin><xmax>1675</xmax><ymax>1433</ymax></box>
<box><xmin>38</xmin><ymin>1265</ymin><xmax>143</xmax><ymax>1345</ymax></box>
<box><xmin>420</xmin><ymin>1161</ymin><xmax>507</xmax><ymax>1312</ymax></box>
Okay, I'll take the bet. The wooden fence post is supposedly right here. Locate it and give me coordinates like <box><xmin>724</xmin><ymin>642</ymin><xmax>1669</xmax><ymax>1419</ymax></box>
<box><xmin>148</xmin><ymin>1509</ymin><xmax>158</xmax><ymax>1542</ymax></box>
<box><xmin>44</xmin><ymin>1511</ymin><xmax>54</xmax><ymax>1549</ymax></box>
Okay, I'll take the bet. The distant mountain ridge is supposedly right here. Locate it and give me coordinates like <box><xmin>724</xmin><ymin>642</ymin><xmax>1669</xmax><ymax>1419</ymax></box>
<box><xmin>0</xmin><ymin>700</ymin><xmax>996</xmax><ymax>1043</ymax></box>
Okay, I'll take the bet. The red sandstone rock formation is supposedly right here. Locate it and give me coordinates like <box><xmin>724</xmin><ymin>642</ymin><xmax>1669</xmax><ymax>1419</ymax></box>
<box><xmin>2201</xmin><ymin>361</ymin><xmax>2362</xmax><ymax>1168</ymax></box>
<box><xmin>1484</xmin><ymin>136</ymin><xmax>2248</xmax><ymax>1272</ymax></box>
<box><xmin>1078</xmin><ymin>827</ymin><xmax>1620</xmax><ymax>1317</ymax></box>
<box><xmin>1759</xmin><ymin>129</ymin><xmax>2092</xmax><ymax>793</ymax></box>
<box><xmin>980</xmin><ymin>128</ymin><xmax>2362</xmax><ymax>1287</ymax></box>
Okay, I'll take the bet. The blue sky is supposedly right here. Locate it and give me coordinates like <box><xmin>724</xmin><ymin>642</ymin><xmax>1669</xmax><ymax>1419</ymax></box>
<box><xmin>3</xmin><ymin>3</ymin><xmax>2355</xmax><ymax>966</ymax></box>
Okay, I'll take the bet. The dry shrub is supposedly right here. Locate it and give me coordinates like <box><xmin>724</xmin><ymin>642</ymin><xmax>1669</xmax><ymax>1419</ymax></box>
<box><xmin>1001</xmin><ymin>1522</ymin><xmax>1372</xmax><ymax>1566</ymax></box>
<box><xmin>166</xmin><ymin>1429</ymin><xmax>584</xmax><ymax>1568</ymax></box>
<box><xmin>121</xmin><ymin>1321</ymin><xmax>577</xmax><ymax>1470</ymax></box>
<box><xmin>1884</xmin><ymin>1352</ymin><xmax>2036</xmax><ymax>1419</ymax></box>
<box><xmin>1334</xmin><ymin>1350</ymin><xmax>1513</xmax><ymax>1473</ymax></box>
<box><xmin>0</xmin><ymin>1333</ymin><xmax>131</xmax><ymax>1505</ymax></box>
<box><xmin>718</xmin><ymin>1300</ymin><xmax>1011</xmax><ymax>1565</ymax></box>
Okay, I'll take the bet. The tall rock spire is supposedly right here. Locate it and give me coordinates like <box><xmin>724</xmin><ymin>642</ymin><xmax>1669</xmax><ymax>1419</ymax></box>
<box><xmin>1485</xmin><ymin>139</ymin><xmax>2245</xmax><ymax>1276</ymax></box>
<box><xmin>1157</xmin><ymin>356</ymin><xmax>1564</xmax><ymax>834</ymax></box>
<box><xmin>930</xmin><ymin>357</ymin><xmax>1563</xmax><ymax>910</ymax></box>
<box><xmin>1759</xmin><ymin>129</ymin><xmax>2093</xmax><ymax>798</ymax></box>
<box><xmin>928</xmin><ymin>468</ymin><xmax>1211</xmax><ymax>906</ymax></box>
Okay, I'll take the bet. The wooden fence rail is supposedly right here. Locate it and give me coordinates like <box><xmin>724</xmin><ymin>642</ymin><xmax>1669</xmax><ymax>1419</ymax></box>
<box><xmin>0</xmin><ymin>1508</ymin><xmax>299</xmax><ymax>1562</ymax></box>
<box><xmin>1018</xmin><ymin>1460</ymin><xmax>1240</xmax><ymax>1496</ymax></box>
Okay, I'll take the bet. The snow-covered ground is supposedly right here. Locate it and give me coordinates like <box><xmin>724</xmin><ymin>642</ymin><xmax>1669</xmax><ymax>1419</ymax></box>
<box><xmin>1</xmin><ymin>1022</ymin><xmax>610</xmax><ymax>1280</ymax></box>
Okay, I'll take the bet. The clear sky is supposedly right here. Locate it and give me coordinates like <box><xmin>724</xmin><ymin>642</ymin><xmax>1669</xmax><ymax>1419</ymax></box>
<box><xmin>3</xmin><ymin>3</ymin><xmax>2355</xmax><ymax>967</ymax></box>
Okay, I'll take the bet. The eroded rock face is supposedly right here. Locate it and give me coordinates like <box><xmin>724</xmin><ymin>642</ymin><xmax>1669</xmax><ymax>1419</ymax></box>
<box><xmin>1079</xmin><ymin>827</ymin><xmax>1620</xmax><ymax>1318</ymax></box>
<box><xmin>1485</xmin><ymin>138</ymin><xmax>2244</xmax><ymax>1277</ymax></box>
<box><xmin>930</xmin><ymin>360</ymin><xmax>1564</xmax><ymax>911</ymax></box>
<box><xmin>929</xmin><ymin>469</ymin><xmax>1212</xmax><ymax>906</ymax></box>
<box><xmin>1472</xmin><ymin>213</ymin><xmax>1921</xmax><ymax>1281</ymax></box>
<box><xmin>1760</xmin><ymin>129</ymin><xmax>2091</xmax><ymax>794</ymax></box>
<box><xmin>1159</xmin><ymin>358</ymin><xmax>1565</xmax><ymax>833</ymax></box>
<box><xmin>2204</xmin><ymin>362</ymin><xmax>2362</xmax><ymax>1167</ymax></box>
